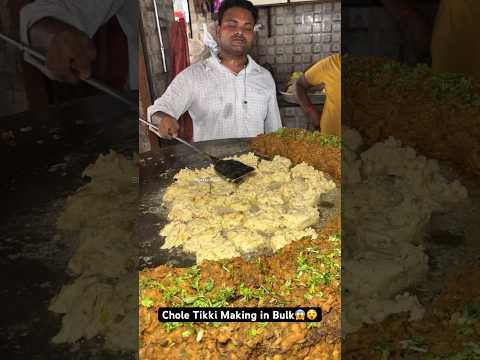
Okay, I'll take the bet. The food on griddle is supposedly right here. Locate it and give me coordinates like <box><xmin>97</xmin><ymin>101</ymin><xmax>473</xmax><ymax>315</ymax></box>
<box><xmin>344</xmin><ymin>264</ymin><xmax>480</xmax><ymax>359</ymax></box>
<box><xmin>140</xmin><ymin>131</ymin><xmax>342</xmax><ymax>359</ymax></box>
<box><xmin>251</xmin><ymin>128</ymin><xmax>341</xmax><ymax>182</ymax></box>
<box><xmin>344</xmin><ymin>56</ymin><xmax>480</xmax><ymax>176</ymax></box>
<box><xmin>343</xmin><ymin>56</ymin><xmax>478</xmax><ymax>358</ymax></box>
<box><xmin>49</xmin><ymin>151</ymin><xmax>137</xmax><ymax>351</ymax></box>
<box><xmin>342</xmin><ymin>126</ymin><xmax>467</xmax><ymax>333</ymax></box>
<box><xmin>140</xmin><ymin>217</ymin><xmax>341</xmax><ymax>360</ymax></box>
<box><xmin>160</xmin><ymin>152</ymin><xmax>336</xmax><ymax>264</ymax></box>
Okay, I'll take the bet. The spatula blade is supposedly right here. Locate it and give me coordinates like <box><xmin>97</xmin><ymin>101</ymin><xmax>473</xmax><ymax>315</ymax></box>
<box><xmin>214</xmin><ymin>159</ymin><xmax>255</xmax><ymax>182</ymax></box>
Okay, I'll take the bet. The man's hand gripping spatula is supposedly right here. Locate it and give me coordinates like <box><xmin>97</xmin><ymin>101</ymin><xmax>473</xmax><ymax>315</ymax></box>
<box><xmin>139</xmin><ymin>118</ymin><xmax>255</xmax><ymax>182</ymax></box>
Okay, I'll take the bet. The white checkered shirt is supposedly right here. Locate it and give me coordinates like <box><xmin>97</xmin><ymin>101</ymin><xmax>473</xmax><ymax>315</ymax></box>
<box><xmin>148</xmin><ymin>55</ymin><xmax>282</xmax><ymax>142</ymax></box>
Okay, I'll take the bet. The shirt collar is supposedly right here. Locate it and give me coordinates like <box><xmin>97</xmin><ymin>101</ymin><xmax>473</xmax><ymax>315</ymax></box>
<box><xmin>207</xmin><ymin>54</ymin><xmax>260</xmax><ymax>75</ymax></box>
<box><xmin>245</xmin><ymin>55</ymin><xmax>261</xmax><ymax>74</ymax></box>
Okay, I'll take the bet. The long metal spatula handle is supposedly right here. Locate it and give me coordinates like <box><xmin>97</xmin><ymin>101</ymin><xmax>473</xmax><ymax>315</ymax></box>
<box><xmin>139</xmin><ymin>117</ymin><xmax>216</xmax><ymax>162</ymax></box>
<box><xmin>84</xmin><ymin>78</ymin><xmax>137</xmax><ymax>108</ymax></box>
<box><xmin>171</xmin><ymin>136</ymin><xmax>217</xmax><ymax>162</ymax></box>
<box><xmin>0</xmin><ymin>32</ymin><xmax>136</xmax><ymax>109</ymax></box>
<box><xmin>0</xmin><ymin>32</ymin><xmax>45</xmax><ymax>60</ymax></box>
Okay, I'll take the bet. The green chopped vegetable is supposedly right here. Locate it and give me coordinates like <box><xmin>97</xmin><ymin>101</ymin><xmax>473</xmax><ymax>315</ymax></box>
<box><xmin>273</xmin><ymin>128</ymin><xmax>341</xmax><ymax>148</ymax></box>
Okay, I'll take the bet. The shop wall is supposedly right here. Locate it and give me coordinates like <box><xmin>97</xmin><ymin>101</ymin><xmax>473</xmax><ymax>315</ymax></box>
<box><xmin>253</xmin><ymin>1</ymin><xmax>341</xmax><ymax>92</ymax></box>
<box><xmin>140</xmin><ymin>0</ymin><xmax>175</xmax><ymax>99</ymax></box>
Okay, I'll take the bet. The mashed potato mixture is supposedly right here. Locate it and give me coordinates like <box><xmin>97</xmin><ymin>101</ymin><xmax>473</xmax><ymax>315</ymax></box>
<box><xmin>160</xmin><ymin>153</ymin><xmax>336</xmax><ymax>264</ymax></box>
<box><xmin>342</xmin><ymin>126</ymin><xmax>468</xmax><ymax>333</ymax></box>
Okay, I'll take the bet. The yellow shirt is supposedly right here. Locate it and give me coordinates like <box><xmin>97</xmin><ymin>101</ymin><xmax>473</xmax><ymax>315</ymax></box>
<box><xmin>431</xmin><ymin>0</ymin><xmax>480</xmax><ymax>79</ymax></box>
<box><xmin>304</xmin><ymin>54</ymin><xmax>341</xmax><ymax>137</ymax></box>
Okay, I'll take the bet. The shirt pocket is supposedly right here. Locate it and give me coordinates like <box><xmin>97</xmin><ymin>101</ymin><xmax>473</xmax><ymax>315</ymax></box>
<box><xmin>194</xmin><ymin>79</ymin><xmax>227</xmax><ymax>125</ymax></box>
<box><xmin>244</xmin><ymin>90</ymin><xmax>270</xmax><ymax>132</ymax></box>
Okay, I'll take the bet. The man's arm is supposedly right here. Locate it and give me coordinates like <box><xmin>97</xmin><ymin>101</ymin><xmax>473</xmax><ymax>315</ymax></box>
<box><xmin>295</xmin><ymin>75</ymin><xmax>321</xmax><ymax>130</ymax></box>
<box><xmin>28</xmin><ymin>18</ymin><xmax>96</xmax><ymax>83</ymax></box>
<box><xmin>19</xmin><ymin>0</ymin><xmax>124</xmax><ymax>83</ymax></box>
<box><xmin>147</xmin><ymin>69</ymin><xmax>194</xmax><ymax>139</ymax></box>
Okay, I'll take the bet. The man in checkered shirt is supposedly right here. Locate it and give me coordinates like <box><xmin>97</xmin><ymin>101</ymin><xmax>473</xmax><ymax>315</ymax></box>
<box><xmin>148</xmin><ymin>0</ymin><xmax>282</xmax><ymax>142</ymax></box>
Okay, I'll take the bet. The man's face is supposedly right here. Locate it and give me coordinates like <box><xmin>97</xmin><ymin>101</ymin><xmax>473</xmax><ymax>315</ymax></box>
<box><xmin>217</xmin><ymin>7</ymin><xmax>255</xmax><ymax>57</ymax></box>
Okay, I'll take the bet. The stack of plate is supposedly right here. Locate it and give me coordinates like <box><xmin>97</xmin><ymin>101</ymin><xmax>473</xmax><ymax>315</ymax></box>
<box><xmin>279</xmin><ymin>90</ymin><xmax>326</xmax><ymax>105</ymax></box>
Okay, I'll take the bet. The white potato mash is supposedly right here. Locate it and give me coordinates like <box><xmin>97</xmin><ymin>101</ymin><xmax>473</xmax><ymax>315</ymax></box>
<box><xmin>160</xmin><ymin>153</ymin><xmax>336</xmax><ymax>264</ymax></box>
<box><xmin>342</xmin><ymin>127</ymin><xmax>468</xmax><ymax>333</ymax></box>
<box><xmin>49</xmin><ymin>151</ymin><xmax>137</xmax><ymax>351</ymax></box>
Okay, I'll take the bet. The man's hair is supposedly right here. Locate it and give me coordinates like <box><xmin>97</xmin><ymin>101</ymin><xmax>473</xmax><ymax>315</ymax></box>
<box><xmin>218</xmin><ymin>0</ymin><xmax>258</xmax><ymax>25</ymax></box>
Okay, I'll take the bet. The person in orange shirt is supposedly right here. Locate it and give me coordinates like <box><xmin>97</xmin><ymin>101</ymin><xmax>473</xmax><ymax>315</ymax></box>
<box><xmin>430</xmin><ymin>0</ymin><xmax>479</xmax><ymax>79</ymax></box>
<box><xmin>294</xmin><ymin>54</ymin><xmax>341</xmax><ymax>137</ymax></box>
<box><xmin>381</xmin><ymin>0</ymin><xmax>480</xmax><ymax>79</ymax></box>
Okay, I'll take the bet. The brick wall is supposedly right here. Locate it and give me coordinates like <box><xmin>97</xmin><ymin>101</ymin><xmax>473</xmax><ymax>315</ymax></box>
<box><xmin>280</xmin><ymin>106</ymin><xmax>315</xmax><ymax>129</ymax></box>
<box><xmin>254</xmin><ymin>1</ymin><xmax>341</xmax><ymax>130</ymax></box>
<box><xmin>253</xmin><ymin>1</ymin><xmax>341</xmax><ymax>92</ymax></box>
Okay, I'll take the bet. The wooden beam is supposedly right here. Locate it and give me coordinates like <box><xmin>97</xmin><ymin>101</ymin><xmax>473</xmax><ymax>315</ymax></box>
<box><xmin>139</xmin><ymin>32</ymin><xmax>160</xmax><ymax>152</ymax></box>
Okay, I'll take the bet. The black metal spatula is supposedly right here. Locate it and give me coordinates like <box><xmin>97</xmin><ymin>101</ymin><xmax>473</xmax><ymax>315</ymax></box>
<box><xmin>172</xmin><ymin>136</ymin><xmax>255</xmax><ymax>182</ymax></box>
<box><xmin>138</xmin><ymin>118</ymin><xmax>255</xmax><ymax>182</ymax></box>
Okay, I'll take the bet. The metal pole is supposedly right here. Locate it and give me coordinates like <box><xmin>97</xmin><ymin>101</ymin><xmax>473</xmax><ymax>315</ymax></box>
<box><xmin>152</xmin><ymin>0</ymin><xmax>167</xmax><ymax>73</ymax></box>
<box><xmin>186</xmin><ymin>0</ymin><xmax>193</xmax><ymax>39</ymax></box>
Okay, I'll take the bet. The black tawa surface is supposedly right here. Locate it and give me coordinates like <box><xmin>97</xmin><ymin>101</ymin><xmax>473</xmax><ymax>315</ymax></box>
<box><xmin>1</xmin><ymin>94</ymin><xmax>137</xmax><ymax>360</ymax></box>
<box><xmin>139</xmin><ymin>138</ymin><xmax>253</xmax><ymax>269</ymax></box>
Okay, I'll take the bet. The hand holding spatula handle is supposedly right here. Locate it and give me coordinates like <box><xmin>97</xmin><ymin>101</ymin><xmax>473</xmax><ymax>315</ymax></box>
<box><xmin>139</xmin><ymin>117</ymin><xmax>254</xmax><ymax>182</ymax></box>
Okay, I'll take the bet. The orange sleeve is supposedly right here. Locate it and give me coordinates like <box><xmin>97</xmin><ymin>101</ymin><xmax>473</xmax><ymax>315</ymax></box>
<box><xmin>304</xmin><ymin>54</ymin><xmax>341</xmax><ymax>86</ymax></box>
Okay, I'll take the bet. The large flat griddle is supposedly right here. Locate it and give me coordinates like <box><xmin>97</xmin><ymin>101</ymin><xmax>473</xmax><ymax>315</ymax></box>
<box><xmin>139</xmin><ymin>138</ymin><xmax>253</xmax><ymax>269</ymax></box>
<box><xmin>138</xmin><ymin>137</ymin><xmax>341</xmax><ymax>270</ymax></box>
<box><xmin>1</xmin><ymin>94</ymin><xmax>137</xmax><ymax>360</ymax></box>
